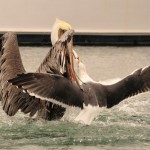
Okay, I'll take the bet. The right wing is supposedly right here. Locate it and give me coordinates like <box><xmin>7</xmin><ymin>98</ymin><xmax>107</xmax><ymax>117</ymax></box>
<box><xmin>105</xmin><ymin>67</ymin><xmax>150</xmax><ymax>108</ymax></box>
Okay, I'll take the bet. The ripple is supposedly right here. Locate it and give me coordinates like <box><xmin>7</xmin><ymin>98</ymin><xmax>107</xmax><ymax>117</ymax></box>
<box><xmin>0</xmin><ymin>46</ymin><xmax>150</xmax><ymax>149</ymax></box>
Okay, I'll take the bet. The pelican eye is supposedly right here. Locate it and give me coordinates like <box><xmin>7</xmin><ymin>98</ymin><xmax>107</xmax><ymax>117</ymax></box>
<box><xmin>58</xmin><ymin>28</ymin><xmax>67</xmax><ymax>39</ymax></box>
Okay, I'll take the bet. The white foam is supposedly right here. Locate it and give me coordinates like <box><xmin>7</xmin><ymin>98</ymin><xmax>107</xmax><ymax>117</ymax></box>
<box><xmin>62</xmin><ymin>106</ymin><xmax>81</xmax><ymax>121</ymax></box>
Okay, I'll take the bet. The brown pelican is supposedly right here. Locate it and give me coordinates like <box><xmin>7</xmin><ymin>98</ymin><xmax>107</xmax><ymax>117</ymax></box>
<box><xmin>9</xmin><ymin>31</ymin><xmax>150</xmax><ymax>125</ymax></box>
<box><xmin>0</xmin><ymin>19</ymin><xmax>74</xmax><ymax>120</ymax></box>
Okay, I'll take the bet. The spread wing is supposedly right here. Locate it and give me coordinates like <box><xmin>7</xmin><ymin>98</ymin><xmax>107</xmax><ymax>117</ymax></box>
<box><xmin>35</xmin><ymin>29</ymin><xmax>75</xmax><ymax>119</ymax></box>
<box><xmin>0</xmin><ymin>32</ymin><xmax>41</xmax><ymax>116</ymax></box>
<box><xmin>0</xmin><ymin>30</ymin><xmax>76</xmax><ymax>119</ymax></box>
<box><xmin>37</xmin><ymin>29</ymin><xmax>74</xmax><ymax>76</ymax></box>
<box><xmin>105</xmin><ymin>67</ymin><xmax>150</xmax><ymax>108</ymax></box>
<box><xmin>37</xmin><ymin>29</ymin><xmax>79</xmax><ymax>85</ymax></box>
<box><xmin>9</xmin><ymin>73</ymin><xmax>84</xmax><ymax>108</ymax></box>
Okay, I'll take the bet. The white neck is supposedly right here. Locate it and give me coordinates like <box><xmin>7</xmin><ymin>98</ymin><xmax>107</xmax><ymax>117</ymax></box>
<box><xmin>78</xmin><ymin>62</ymin><xmax>95</xmax><ymax>84</ymax></box>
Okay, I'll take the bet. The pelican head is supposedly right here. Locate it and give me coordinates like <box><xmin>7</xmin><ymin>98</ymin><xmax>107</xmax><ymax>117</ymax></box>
<box><xmin>51</xmin><ymin>18</ymin><xmax>72</xmax><ymax>46</ymax></box>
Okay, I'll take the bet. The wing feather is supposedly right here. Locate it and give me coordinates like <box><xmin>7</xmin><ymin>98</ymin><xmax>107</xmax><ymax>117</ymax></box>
<box><xmin>0</xmin><ymin>30</ymin><xmax>76</xmax><ymax>119</ymax></box>
<box><xmin>0</xmin><ymin>32</ymin><xmax>40</xmax><ymax>116</ymax></box>
<box><xmin>9</xmin><ymin>73</ymin><xmax>84</xmax><ymax>108</ymax></box>
<box><xmin>105</xmin><ymin>67</ymin><xmax>150</xmax><ymax>108</ymax></box>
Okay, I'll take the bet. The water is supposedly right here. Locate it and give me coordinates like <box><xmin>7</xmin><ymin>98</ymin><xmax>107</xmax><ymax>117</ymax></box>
<box><xmin>0</xmin><ymin>46</ymin><xmax>150</xmax><ymax>150</ymax></box>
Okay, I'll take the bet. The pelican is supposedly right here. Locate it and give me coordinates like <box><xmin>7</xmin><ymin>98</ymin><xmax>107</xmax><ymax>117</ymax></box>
<box><xmin>0</xmin><ymin>18</ymin><xmax>74</xmax><ymax>120</ymax></box>
<box><xmin>9</xmin><ymin>32</ymin><xmax>150</xmax><ymax>125</ymax></box>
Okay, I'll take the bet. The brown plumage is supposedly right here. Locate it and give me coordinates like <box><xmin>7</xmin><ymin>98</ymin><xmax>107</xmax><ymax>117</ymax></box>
<box><xmin>0</xmin><ymin>30</ymin><xmax>75</xmax><ymax>119</ymax></box>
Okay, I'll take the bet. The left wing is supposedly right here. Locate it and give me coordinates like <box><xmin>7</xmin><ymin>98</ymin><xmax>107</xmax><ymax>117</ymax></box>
<box><xmin>9</xmin><ymin>73</ymin><xmax>84</xmax><ymax>108</ymax></box>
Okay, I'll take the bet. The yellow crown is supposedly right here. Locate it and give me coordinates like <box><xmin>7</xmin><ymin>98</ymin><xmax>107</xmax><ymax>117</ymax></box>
<box><xmin>58</xmin><ymin>18</ymin><xmax>72</xmax><ymax>30</ymax></box>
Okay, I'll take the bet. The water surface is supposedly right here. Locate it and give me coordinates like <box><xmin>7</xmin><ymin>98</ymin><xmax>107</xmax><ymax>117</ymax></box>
<box><xmin>0</xmin><ymin>46</ymin><xmax>150</xmax><ymax>150</ymax></box>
